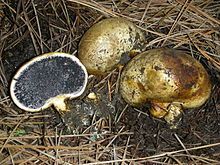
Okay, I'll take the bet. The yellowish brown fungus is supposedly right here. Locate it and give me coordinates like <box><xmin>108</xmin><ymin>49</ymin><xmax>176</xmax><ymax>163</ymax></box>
<box><xmin>120</xmin><ymin>48</ymin><xmax>212</xmax><ymax>127</ymax></box>
<box><xmin>78</xmin><ymin>17</ymin><xmax>145</xmax><ymax>75</ymax></box>
<box><xmin>10</xmin><ymin>52</ymin><xmax>88</xmax><ymax>114</ymax></box>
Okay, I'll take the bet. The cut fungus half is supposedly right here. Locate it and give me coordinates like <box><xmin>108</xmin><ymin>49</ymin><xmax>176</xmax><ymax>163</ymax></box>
<box><xmin>120</xmin><ymin>48</ymin><xmax>212</xmax><ymax>127</ymax></box>
<box><xmin>10</xmin><ymin>52</ymin><xmax>88</xmax><ymax>113</ymax></box>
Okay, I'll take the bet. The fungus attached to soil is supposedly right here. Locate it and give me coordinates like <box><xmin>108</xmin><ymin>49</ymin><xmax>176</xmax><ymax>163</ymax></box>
<box><xmin>120</xmin><ymin>48</ymin><xmax>212</xmax><ymax>127</ymax></box>
<box><xmin>10</xmin><ymin>52</ymin><xmax>88</xmax><ymax>113</ymax></box>
<box><xmin>78</xmin><ymin>17</ymin><xmax>145</xmax><ymax>75</ymax></box>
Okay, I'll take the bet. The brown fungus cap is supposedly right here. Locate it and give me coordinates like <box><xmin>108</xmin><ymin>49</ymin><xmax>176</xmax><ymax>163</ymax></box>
<box><xmin>10</xmin><ymin>52</ymin><xmax>88</xmax><ymax>113</ymax></box>
<box><xmin>78</xmin><ymin>17</ymin><xmax>145</xmax><ymax>75</ymax></box>
<box><xmin>120</xmin><ymin>48</ymin><xmax>212</xmax><ymax>126</ymax></box>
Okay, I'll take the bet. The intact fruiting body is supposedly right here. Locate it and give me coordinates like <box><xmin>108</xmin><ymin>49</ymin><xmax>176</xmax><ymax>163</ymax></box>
<box><xmin>120</xmin><ymin>48</ymin><xmax>211</xmax><ymax>126</ymax></box>
<box><xmin>10</xmin><ymin>52</ymin><xmax>88</xmax><ymax>113</ymax></box>
<box><xmin>78</xmin><ymin>17</ymin><xmax>145</xmax><ymax>75</ymax></box>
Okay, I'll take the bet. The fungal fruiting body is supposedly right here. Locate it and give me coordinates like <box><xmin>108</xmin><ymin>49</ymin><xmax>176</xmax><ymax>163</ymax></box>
<box><xmin>10</xmin><ymin>52</ymin><xmax>88</xmax><ymax>113</ymax></box>
<box><xmin>120</xmin><ymin>48</ymin><xmax>211</xmax><ymax>126</ymax></box>
<box><xmin>78</xmin><ymin>17</ymin><xmax>145</xmax><ymax>75</ymax></box>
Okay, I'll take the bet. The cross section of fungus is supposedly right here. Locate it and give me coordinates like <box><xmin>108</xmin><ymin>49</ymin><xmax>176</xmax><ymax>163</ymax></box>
<box><xmin>10</xmin><ymin>52</ymin><xmax>88</xmax><ymax>112</ymax></box>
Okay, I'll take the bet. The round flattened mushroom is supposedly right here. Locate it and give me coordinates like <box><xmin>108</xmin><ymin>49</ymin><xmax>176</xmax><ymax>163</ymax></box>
<box><xmin>78</xmin><ymin>17</ymin><xmax>145</xmax><ymax>75</ymax></box>
<box><xmin>120</xmin><ymin>48</ymin><xmax>212</xmax><ymax>127</ymax></box>
<box><xmin>10</xmin><ymin>52</ymin><xmax>88</xmax><ymax>113</ymax></box>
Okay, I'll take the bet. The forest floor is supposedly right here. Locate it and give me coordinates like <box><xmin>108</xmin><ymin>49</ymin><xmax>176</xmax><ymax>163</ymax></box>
<box><xmin>0</xmin><ymin>0</ymin><xmax>220</xmax><ymax>164</ymax></box>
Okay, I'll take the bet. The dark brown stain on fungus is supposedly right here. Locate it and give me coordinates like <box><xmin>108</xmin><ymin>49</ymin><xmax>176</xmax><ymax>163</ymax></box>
<box><xmin>154</xmin><ymin>65</ymin><xmax>163</xmax><ymax>71</ymax></box>
<box><xmin>119</xmin><ymin>53</ymin><xmax>131</xmax><ymax>65</ymax></box>
<box><xmin>137</xmin><ymin>81</ymin><xmax>146</xmax><ymax>93</ymax></box>
<box><xmin>162</xmin><ymin>49</ymin><xmax>200</xmax><ymax>98</ymax></box>
<box><xmin>140</xmin><ymin>67</ymin><xmax>145</xmax><ymax>75</ymax></box>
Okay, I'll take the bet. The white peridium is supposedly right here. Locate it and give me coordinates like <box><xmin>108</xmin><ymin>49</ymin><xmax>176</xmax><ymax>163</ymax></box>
<box><xmin>10</xmin><ymin>52</ymin><xmax>88</xmax><ymax>112</ymax></box>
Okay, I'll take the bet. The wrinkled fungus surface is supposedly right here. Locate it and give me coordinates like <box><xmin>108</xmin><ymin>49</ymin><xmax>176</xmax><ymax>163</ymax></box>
<box><xmin>78</xmin><ymin>17</ymin><xmax>144</xmax><ymax>75</ymax></box>
<box><xmin>120</xmin><ymin>48</ymin><xmax>211</xmax><ymax>109</ymax></box>
<box><xmin>120</xmin><ymin>48</ymin><xmax>212</xmax><ymax>126</ymax></box>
